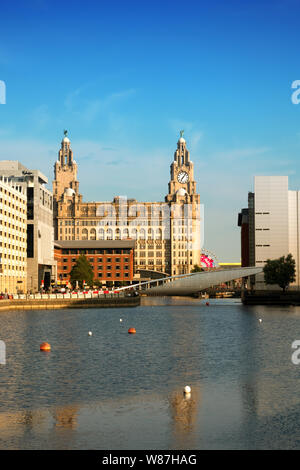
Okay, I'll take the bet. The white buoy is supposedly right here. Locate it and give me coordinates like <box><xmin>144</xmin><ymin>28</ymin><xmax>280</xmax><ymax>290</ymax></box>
<box><xmin>88</xmin><ymin>331</ymin><xmax>93</xmax><ymax>336</ymax></box>
<box><xmin>120</xmin><ymin>319</ymin><xmax>123</xmax><ymax>322</ymax></box>
<box><xmin>184</xmin><ymin>385</ymin><xmax>191</xmax><ymax>394</ymax></box>
<box><xmin>259</xmin><ymin>319</ymin><xmax>262</xmax><ymax>323</ymax></box>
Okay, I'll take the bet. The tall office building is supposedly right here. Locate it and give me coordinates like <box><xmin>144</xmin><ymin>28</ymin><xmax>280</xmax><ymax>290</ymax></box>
<box><xmin>238</xmin><ymin>176</ymin><xmax>300</xmax><ymax>289</ymax></box>
<box><xmin>0</xmin><ymin>161</ymin><xmax>56</xmax><ymax>292</ymax></box>
<box><xmin>53</xmin><ymin>131</ymin><xmax>201</xmax><ymax>276</ymax></box>
<box><xmin>0</xmin><ymin>175</ymin><xmax>27</xmax><ymax>294</ymax></box>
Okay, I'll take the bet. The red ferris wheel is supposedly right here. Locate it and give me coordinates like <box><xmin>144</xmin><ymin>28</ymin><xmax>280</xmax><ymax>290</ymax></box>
<box><xmin>200</xmin><ymin>249</ymin><xmax>219</xmax><ymax>268</ymax></box>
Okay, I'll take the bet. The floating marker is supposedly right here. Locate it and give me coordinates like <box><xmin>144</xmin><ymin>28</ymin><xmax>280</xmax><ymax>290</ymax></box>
<box><xmin>259</xmin><ymin>319</ymin><xmax>262</xmax><ymax>323</ymax></box>
<box><xmin>40</xmin><ymin>342</ymin><xmax>51</xmax><ymax>352</ymax></box>
<box><xmin>88</xmin><ymin>331</ymin><xmax>93</xmax><ymax>336</ymax></box>
<box><xmin>206</xmin><ymin>302</ymin><xmax>210</xmax><ymax>306</ymax></box>
<box><xmin>120</xmin><ymin>319</ymin><xmax>123</xmax><ymax>322</ymax></box>
<box><xmin>184</xmin><ymin>385</ymin><xmax>191</xmax><ymax>394</ymax></box>
<box><xmin>128</xmin><ymin>327</ymin><xmax>136</xmax><ymax>334</ymax></box>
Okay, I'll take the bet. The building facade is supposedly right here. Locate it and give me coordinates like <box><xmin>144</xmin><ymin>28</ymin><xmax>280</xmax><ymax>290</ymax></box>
<box><xmin>0</xmin><ymin>161</ymin><xmax>56</xmax><ymax>292</ymax></box>
<box><xmin>54</xmin><ymin>240</ymin><xmax>135</xmax><ymax>287</ymax></box>
<box><xmin>0</xmin><ymin>175</ymin><xmax>27</xmax><ymax>294</ymax></box>
<box><xmin>53</xmin><ymin>132</ymin><xmax>201</xmax><ymax>276</ymax></box>
<box><xmin>239</xmin><ymin>176</ymin><xmax>300</xmax><ymax>289</ymax></box>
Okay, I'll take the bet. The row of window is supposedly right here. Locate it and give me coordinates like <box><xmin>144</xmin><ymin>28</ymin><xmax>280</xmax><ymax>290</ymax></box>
<box><xmin>138</xmin><ymin>252</ymin><xmax>162</xmax><ymax>258</ymax></box>
<box><xmin>61</xmin><ymin>272</ymin><xmax>130</xmax><ymax>279</ymax></box>
<box><xmin>1</xmin><ymin>265</ymin><xmax>26</xmax><ymax>271</ymax></box>
<box><xmin>0</xmin><ymin>185</ymin><xmax>26</xmax><ymax>200</ymax></box>
<box><xmin>0</xmin><ymin>222</ymin><xmax>26</xmax><ymax>231</ymax></box>
<box><xmin>0</xmin><ymin>199</ymin><xmax>26</xmax><ymax>211</ymax></box>
<box><xmin>62</xmin><ymin>265</ymin><xmax>129</xmax><ymax>271</ymax></box>
<box><xmin>1</xmin><ymin>253</ymin><xmax>26</xmax><ymax>260</ymax></box>
<box><xmin>0</xmin><ymin>244</ymin><xmax>26</xmax><ymax>252</ymax></box>
<box><xmin>61</xmin><ymin>257</ymin><xmax>129</xmax><ymax>263</ymax></box>
<box><xmin>60</xmin><ymin>219</ymin><xmax>171</xmax><ymax>227</ymax></box>
<box><xmin>60</xmin><ymin>249</ymin><xmax>131</xmax><ymax>255</ymax></box>
<box><xmin>137</xmin><ymin>261</ymin><xmax>167</xmax><ymax>266</ymax></box>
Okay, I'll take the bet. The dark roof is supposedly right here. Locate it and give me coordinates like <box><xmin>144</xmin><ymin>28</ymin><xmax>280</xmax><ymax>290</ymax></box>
<box><xmin>54</xmin><ymin>239</ymin><xmax>135</xmax><ymax>249</ymax></box>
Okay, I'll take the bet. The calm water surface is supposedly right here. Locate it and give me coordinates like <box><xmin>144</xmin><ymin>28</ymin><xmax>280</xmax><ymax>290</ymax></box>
<box><xmin>0</xmin><ymin>296</ymin><xmax>300</xmax><ymax>449</ymax></box>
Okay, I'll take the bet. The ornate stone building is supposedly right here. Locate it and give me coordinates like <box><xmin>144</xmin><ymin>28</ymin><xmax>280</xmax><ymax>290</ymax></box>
<box><xmin>53</xmin><ymin>131</ymin><xmax>201</xmax><ymax>276</ymax></box>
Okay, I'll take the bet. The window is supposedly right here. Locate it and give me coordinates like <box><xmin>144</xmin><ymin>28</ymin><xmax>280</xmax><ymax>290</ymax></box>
<box><xmin>27</xmin><ymin>187</ymin><xmax>34</xmax><ymax>220</ymax></box>
<box><xmin>27</xmin><ymin>225</ymin><xmax>34</xmax><ymax>258</ymax></box>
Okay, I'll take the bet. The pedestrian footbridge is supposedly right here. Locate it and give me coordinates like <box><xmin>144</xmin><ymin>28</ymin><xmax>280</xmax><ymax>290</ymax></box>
<box><xmin>128</xmin><ymin>267</ymin><xmax>262</xmax><ymax>296</ymax></box>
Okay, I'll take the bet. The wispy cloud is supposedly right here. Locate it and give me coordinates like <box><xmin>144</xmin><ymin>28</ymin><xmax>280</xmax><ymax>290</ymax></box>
<box><xmin>63</xmin><ymin>87</ymin><xmax>136</xmax><ymax>124</ymax></box>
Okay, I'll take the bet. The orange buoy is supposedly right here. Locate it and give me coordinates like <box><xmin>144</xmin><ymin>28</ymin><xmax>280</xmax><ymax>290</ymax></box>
<box><xmin>128</xmin><ymin>328</ymin><xmax>136</xmax><ymax>334</ymax></box>
<box><xmin>40</xmin><ymin>342</ymin><xmax>51</xmax><ymax>351</ymax></box>
<box><xmin>206</xmin><ymin>302</ymin><xmax>210</xmax><ymax>306</ymax></box>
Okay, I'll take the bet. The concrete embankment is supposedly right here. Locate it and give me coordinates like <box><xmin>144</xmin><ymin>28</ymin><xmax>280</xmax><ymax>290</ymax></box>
<box><xmin>242</xmin><ymin>290</ymin><xmax>300</xmax><ymax>306</ymax></box>
<box><xmin>0</xmin><ymin>295</ymin><xmax>140</xmax><ymax>311</ymax></box>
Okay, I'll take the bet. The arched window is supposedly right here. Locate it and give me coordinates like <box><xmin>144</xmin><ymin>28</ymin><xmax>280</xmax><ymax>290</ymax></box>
<box><xmin>90</xmin><ymin>228</ymin><xmax>96</xmax><ymax>240</ymax></box>
<box><xmin>82</xmin><ymin>228</ymin><xmax>88</xmax><ymax>240</ymax></box>
<box><xmin>156</xmin><ymin>228</ymin><xmax>162</xmax><ymax>240</ymax></box>
<box><xmin>130</xmin><ymin>228</ymin><xmax>137</xmax><ymax>240</ymax></box>
<box><xmin>106</xmin><ymin>228</ymin><xmax>113</xmax><ymax>240</ymax></box>
<box><xmin>98</xmin><ymin>228</ymin><xmax>105</xmax><ymax>240</ymax></box>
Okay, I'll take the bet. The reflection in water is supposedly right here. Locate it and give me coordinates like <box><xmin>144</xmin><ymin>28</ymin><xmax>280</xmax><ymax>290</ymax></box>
<box><xmin>169</xmin><ymin>387</ymin><xmax>200</xmax><ymax>449</ymax></box>
<box><xmin>0</xmin><ymin>298</ymin><xmax>300</xmax><ymax>448</ymax></box>
<box><xmin>53</xmin><ymin>405</ymin><xmax>79</xmax><ymax>429</ymax></box>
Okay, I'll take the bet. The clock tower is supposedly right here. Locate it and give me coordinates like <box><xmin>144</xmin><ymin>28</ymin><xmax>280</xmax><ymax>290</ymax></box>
<box><xmin>165</xmin><ymin>131</ymin><xmax>199</xmax><ymax>203</ymax></box>
<box><xmin>165</xmin><ymin>132</ymin><xmax>201</xmax><ymax>276</ymax></box>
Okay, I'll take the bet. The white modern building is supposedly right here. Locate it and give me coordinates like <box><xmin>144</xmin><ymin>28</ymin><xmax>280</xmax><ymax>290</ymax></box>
<box><xmin>0</xmin><ymin>175</ymin><xmax>27</xmax><ymax>294</ymax></box>
<box><xmin>242</xmin><ymin>176</ymin><xmax>300</xmax><ymax>289</ymax></box>
<box><xmin>0</xmin><ymin>161</ymin><xmax>56</xmax><ymax>292</ymax></box>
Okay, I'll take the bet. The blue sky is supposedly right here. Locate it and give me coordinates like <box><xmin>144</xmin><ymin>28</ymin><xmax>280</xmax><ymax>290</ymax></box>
<box><xmin>1</xmin><ymin>0</ymin><xmax>300</xmax><ymax>261</ymax></box>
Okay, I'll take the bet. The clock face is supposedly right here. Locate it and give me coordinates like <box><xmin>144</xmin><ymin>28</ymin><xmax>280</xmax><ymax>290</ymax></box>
<box><xmin>177</xmin><ymin>171</ymin><xmax>189</xmax><ymax>183</ymax></box>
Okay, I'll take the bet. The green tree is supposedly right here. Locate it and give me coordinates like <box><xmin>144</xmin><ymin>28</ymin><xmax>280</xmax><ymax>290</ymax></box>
<box><xmin>263</xmin><ymin>253</ymin><xmax>296</xmax><ymax>292</ymax></box>
<box><xmin>191</xmin><ymin>264</ymin><xmax>204</xmax><ymax>273</ymax></box>
<box><xmin>70</xmin><ymin>255</ymin><xmax>94</xmax><ymax>289</ymax></box>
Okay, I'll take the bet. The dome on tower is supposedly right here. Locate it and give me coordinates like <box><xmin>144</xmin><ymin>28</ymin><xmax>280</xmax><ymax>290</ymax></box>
<box><xmin>176</xmin><ymin>188</ymin><xmax>187</xmax><ymax>196</ymax></box>
<box><xmin>62</xmin><ymin>130</ymin><xmax>70</xmax><ymax>144</ymax></box>
<box><xmin>64</xmin><ymin>187</ymin><xmax>75</xmax><ymax>197</ymax></box>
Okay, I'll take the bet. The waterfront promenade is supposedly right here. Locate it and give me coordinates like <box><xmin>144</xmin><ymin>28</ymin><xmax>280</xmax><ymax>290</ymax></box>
<box><xmin>0</xmin><ymin>292</ymin><xmax>140</xmax><ymax>310</ymax></box>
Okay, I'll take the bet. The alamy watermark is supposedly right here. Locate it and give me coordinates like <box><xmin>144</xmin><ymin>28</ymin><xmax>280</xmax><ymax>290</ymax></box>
<box><xmin>92</xmin><ymin>198</ymin><xmax>204</xmax><ymax>250</ymax></box>
<box><xmin>291</xmin><ymin>340</ymin><xmax>300</xmax><ymax>364</ymax></box>
<box><xmin>0</xmin><ymin>341</ymin><xmax>6</xmax><ymax>365</ymax></box>
<box><xmin>0</xmin><ymin>80</ymin><xmax>6</xmax><ymax>104</ymax></box>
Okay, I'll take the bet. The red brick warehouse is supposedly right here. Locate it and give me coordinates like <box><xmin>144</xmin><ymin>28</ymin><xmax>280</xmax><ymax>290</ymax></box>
<box><xmin>54</xmin><ymin>240</ymin><xmax>135</xmax><ymax>287</ymax></box>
